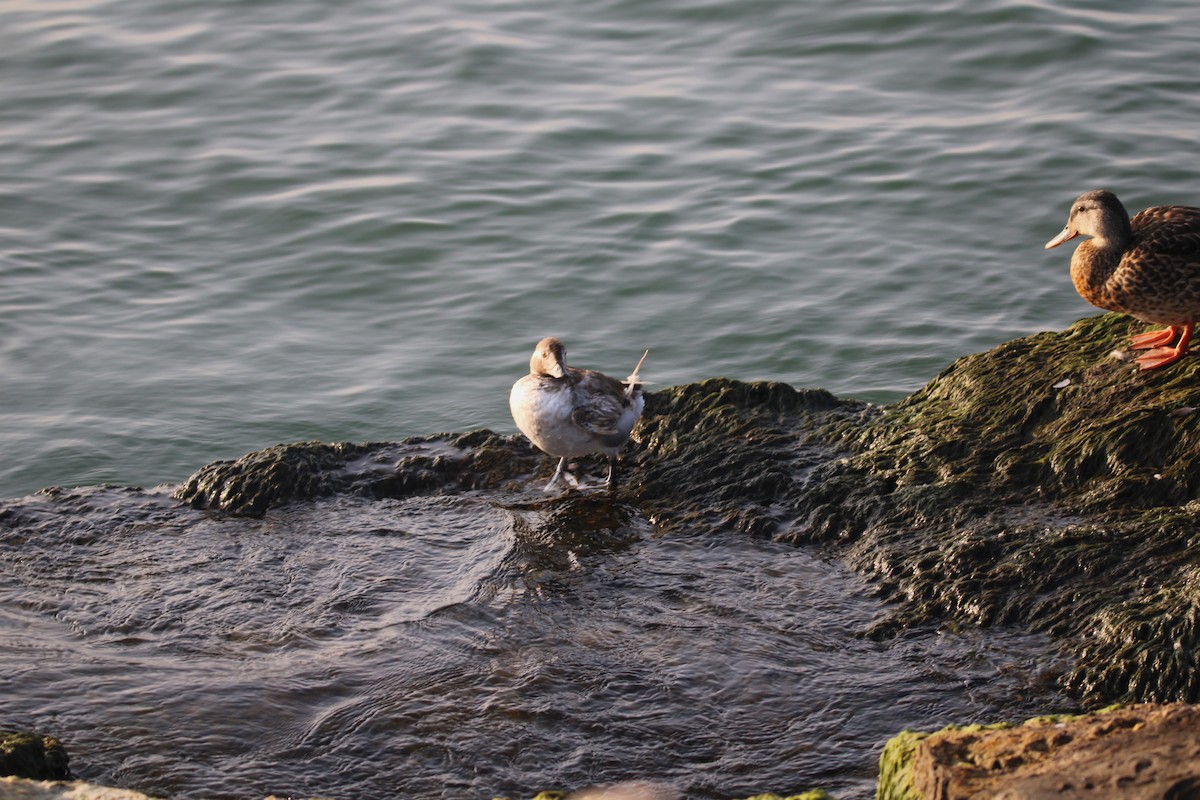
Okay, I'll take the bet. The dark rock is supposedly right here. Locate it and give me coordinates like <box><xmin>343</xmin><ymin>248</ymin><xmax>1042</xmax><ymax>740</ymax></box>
<box><xmin>782</xmin><ymin>314</ymin><xmax>1200</xmax><ymax>705</ymax></box>
<box><xmin>170</xmin><ymin>313</ymin><xmax>1200</xmax><ymax>705</ymax></box>
<box><xmin>173</xmin><ymin>432</ymin><xmax>543</xmax><ymax>516</ymax></box>
<box><xmin>0</xmin><ymin>730</ymin><xmax>69</xmax><ymax>780</ymax></box>
<box><xmin>630</xmin><ymin>378</ymin><xmax>860</xmax><ymax>538</ymax></box>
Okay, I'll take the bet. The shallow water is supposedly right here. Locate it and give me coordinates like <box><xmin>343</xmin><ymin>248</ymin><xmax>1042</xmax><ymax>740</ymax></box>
<box><xmin>0</xmin><ymin>485</ymin><xmax>1071</xmax><ymax>799</ymax></box>
<box><xmin>3</xmin><ymin>0</ymin><xmax>1200</xmax><ymax>495</ymax></box>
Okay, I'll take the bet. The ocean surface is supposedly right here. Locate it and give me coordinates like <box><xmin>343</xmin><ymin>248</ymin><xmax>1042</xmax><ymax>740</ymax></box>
<box><xmin>1</xmin><ymin>0</ymin><xmax>1197</xmax><ymax>797</ymax></box>
<box><xmin>4</xmin><ymin>0</ymin><xmax>1200</xmax><ymax>496</ymax></box>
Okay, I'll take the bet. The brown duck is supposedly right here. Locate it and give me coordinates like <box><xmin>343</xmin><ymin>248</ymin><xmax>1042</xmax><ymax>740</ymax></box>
<box><xmin>1045</xmin><ymin>189</ymin><xmax>1200</xmax><ymax>370</ymax></box>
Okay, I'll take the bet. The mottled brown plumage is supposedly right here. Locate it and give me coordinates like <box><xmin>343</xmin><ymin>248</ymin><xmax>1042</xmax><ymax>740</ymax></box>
<box><xmin>1045</xmin><ymin>189</ymin><xmax>1200</xmax><ymax>370</ymax></box>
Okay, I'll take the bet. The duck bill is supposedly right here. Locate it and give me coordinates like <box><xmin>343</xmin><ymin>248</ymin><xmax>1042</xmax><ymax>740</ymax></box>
<box><xmin>547</xmin><ymin>353</ymin><xmax>567</xmax><ymax>379</ymax></box>
<box><xmin>1044</xmin><ymin>226</ymin><xmax>1079</xmax><ymax>249</ymax></box>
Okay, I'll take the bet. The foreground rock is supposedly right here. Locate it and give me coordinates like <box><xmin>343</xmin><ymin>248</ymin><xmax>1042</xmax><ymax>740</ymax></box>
<box><xmin>0</xmin><ymin>731</ymin><xmax>69</xmax><ymax>781</ymax></box>
<box><xmin>0</xmin><ymin>777</ymin><xmax>158</xmax><ymax>800</ymax></box>
<box><xmin>175</xmin><ymin>313</ymin><xmax>1200</xmax><ymax>708</ymax></box>
<box><xmin>878</xmin><ymin>703</ymin><xmax>1200</xmax><ymax>799</ymax></box>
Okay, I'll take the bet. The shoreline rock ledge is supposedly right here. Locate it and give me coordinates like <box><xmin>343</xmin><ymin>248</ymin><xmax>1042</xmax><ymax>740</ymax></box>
<box><xmin>177</xmin><ymin>313</ymin><xmax>1200</xmax><ymax>709</ymax></box>
<box><xmin>10</xmin><ymin>313</ymin><xmax>1200</xmax><ymax>797</ymax></box>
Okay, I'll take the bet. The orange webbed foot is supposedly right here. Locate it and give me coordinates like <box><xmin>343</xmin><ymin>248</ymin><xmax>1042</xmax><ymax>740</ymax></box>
<box><xmin>1129</xmin><ymin>326</ymin><xmax>1179</xmax><ymax>350</ymax></box>
<box><xmin>1135</xmin><ymin>346</ymin><xmax>1187</xmax><ymax>371</ymax></box>
<box><xmin>1133</xmin><ymin>322</ymin><xmax>1195</xmax><ymax>370</ymax></box>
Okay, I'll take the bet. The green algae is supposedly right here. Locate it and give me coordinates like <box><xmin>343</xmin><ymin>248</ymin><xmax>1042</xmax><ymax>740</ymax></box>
<box><xmin>0</xmin><ymin>730</ymin><xmax>70</xmax><ymax>780</ymax></box>
<box><xmin>777</xmin><ymin>314</ymin><xmax>1200</xmax><ymax>705</ymax></box>
<box><xmin>875</xmin><ymin>729</ymin><xmax>929</xmax><ymax>800</ymax></box>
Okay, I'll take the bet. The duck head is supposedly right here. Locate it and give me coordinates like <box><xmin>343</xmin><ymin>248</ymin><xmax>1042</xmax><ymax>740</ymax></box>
<box><xmin>1045</xmin><ymin>189</ymin><xmax>1132</xmax><ymax>249</ymax></box>
<box><xmin>530</xmin><ymin>337</ymin><xmax>568</xmax><ymax>378</ymax></box>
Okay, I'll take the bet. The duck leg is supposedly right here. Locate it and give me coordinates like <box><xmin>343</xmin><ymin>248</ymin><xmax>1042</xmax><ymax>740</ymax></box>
<box><xmin>1129</xmin><ymin>326</ymin><xmax>1180</xmax><ymax>350</ymax></box>
<box><xmin>604</xmin><ymin>453</ymin><xmax>619</xmax><ymax>490</ymax></box>
<box><xmin>1134</xmin><ymin>322</ymin><xmax>1194</xmax><ymax>370</ymax></box>
<box><xmin>544</xmin><ymin>457</ymin><xmax>569</xmax><ymax>492</ymax></box>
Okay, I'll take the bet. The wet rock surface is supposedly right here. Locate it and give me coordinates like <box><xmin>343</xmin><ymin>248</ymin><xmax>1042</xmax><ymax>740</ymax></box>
<box><xmin>0</xmin><ymin>731</ymin><xmax>70</xmax><ymax>781</ymax></box>
<box><xmin>880</xmin><ymin>703</ymin><xmax>1200</xmax><ymax>800</ymax></box>
<box><xmin>172</xmin><ymin>431</ymin><xmax>546</xmax><ymax>516</ymax></box>
<box><xmin>174</xmin><ymin>313</ymin><xmax>1200</xmax><ymax>708</ymax></box>
<box><xmin>785</xmin><ymin>313</ymin><xmax>1200</xmax><ymax>705</ymax></box>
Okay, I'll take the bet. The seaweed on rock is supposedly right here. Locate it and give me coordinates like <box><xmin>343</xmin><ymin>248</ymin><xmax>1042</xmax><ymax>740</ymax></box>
<box><xmin>0</xmin><ymin>731</ymin><xmax>69</xmax><ymax>781</ymax></box>
<box><xmin>785</xmin><ymin>313</ymin><xmax>1200</xmax><ymax>705</ymax></box>
<box><xmin>629</xmin><ymin>378</ymin><xmax>859</xmax><ymax>538</ymax></box>
<box><xmin>171</xmin><ymin>313</ymin><xmax>1200</xmax><ymax>705</ymax></box>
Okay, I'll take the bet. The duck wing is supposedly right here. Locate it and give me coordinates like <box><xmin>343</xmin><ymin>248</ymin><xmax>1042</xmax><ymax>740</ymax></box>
<box><xmin>1131</xmin><ymin>205</ymin><xmax>1200</xmax><ymax>257</ymax></box>
<box><xmin>568</xmin><ymin>369</ymin><xmax>633</xmax><ymax>440</ymax></box>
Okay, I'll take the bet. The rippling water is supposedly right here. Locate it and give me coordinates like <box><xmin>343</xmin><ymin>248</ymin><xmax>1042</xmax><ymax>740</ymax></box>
<box><xmin>3</xmin><ymin>0</ymin><xmax>1199</xmax><ymax>495</ymax></box>
<box><xmin>1</xmin><ymin>0</ymin><xmax>1194</xmax><ymax>796</ymax></box>
<box><xmin>0</xmin><ymin>486</ymin><xmax>1070</xmax><ymax>799</ymax></box>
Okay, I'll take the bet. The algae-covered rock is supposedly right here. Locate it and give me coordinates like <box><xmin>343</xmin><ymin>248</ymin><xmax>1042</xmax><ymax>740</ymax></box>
<box><xmin>173</xmin><ymin>379</ymin><xmax>858</xmax><ymax>531</ymax></box>
<box><xmin>831</xmin><ymin>313</ymin><xmax>1200</xmax><ymax>506</ymax></box>
<box><xmin>630</xmin><ymin>378</ymin><xmax>856</xmax><ymax>538</ymax></box>
<box><xmin>630</xmin><ymin>326</ymin><xmax>1200</xmax><ymax>703</ymax></box>
<box><xmin>170</xmin><ymin>314</ymin><xmax>1200</xmax><ymax>706</ymax></box>
<box><xmin>878</xmin><ymin>703</ymin><xmax>1200</xmax><ymax>799</ymax></box>
<box><xmin>786</xmin><ymin>314</ymin><xmax>1200</xmax><ymax>705</ymax></box>
<box><xmin>0</xmin><ymin>731</ymin><xmax>69</xmax><ymax>781</ymax></box>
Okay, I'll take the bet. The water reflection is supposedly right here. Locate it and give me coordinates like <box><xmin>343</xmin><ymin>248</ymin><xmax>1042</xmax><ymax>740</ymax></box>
<box><xmin>504</xmin><ymin>492</ymin><xmax>647</xmax><ymax>578</ymax></box>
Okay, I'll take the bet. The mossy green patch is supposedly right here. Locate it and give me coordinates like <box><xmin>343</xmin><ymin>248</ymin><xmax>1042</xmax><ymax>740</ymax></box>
<box><xmin>876</xmin><ymin>729</ymin><xmax>930</xmax><ymax>800</ymax></box>
<box><xmin>0</xmin><ymin>730</ymin><xmax>70</xmax><ymax>780</ymax></box>
<box><xmin>773</xmin><ymin>315</ymin><xmax>1200</xmax><ymax>704</ymax></box>
<box><xmin>837</xmin><ymin>313</ymin><xmax>1200</xmax><ymax>507</ymax></box>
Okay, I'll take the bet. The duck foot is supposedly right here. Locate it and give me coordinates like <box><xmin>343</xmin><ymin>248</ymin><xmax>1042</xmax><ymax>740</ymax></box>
<box><xmin>543</xmin><ymin>457</ymin><xmax>581</xmax><ymax>492</ymax></box>
<box><xmin>1135</xmin><ymin>346</ymin><xmax>1188</xmax><ymax>370</ymax></box>
<box><xmin>1130</xmin><ymin>326</ymin><xmax>1179</xmax><ymax>350</ymax></box>
<box><xmin>1133</xmin><ymin>323</ymin><xmax>1193</xmax><ymax>370</ymax></box>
